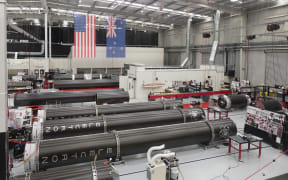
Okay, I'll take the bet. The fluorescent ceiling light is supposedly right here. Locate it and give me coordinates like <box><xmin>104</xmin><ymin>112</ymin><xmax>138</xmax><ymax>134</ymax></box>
<box><xmin>51</xmin><ymin>8</ymin><xmax>171</xmax><ymax>29</ymax></box>
<box><xmin>230</xmin><ymin>0</ymin><xmax>242</xmax><ymax>3</ymax></box>
<box><xmin>33</xmin><ymin>18</ymin><xmax>39</xmax><ymax>24</ymax></box>
<box><xmin>93</xmin><ymin>0</ymin><xmax>210</xmax><ymax>19</ymax></box>
<box><xmin>63</xmin><ymin>20</ymin><xmax>69</xmax><ymax>27</ymax></box>
<box><xmin>7</xmin><ymin>6</ymin><xmax>172</xmax><ymax>29</ymax></box>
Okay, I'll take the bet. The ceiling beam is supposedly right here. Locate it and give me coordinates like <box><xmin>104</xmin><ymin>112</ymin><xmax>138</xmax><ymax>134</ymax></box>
<box><xmin>8</xmin><ymin>14</ymin><xmax>166</xmax><ymax>31</ymax></box>
<box><xmin>88</xmin><ymin>1</ymin><xmax>97</xmax><ymax>14</ymax></box>
<box><xmin>179</xmin><ymin>0</ymin><xmax>241</xmax><ymax>14</ymax></box>
<box><xmin>7</xmin><ymin>1</ymin><xmax>41</xmax><ymax>7</ymax></box>
<box><xmin>164</xmin><ymin>1</ymin><xmax>176</xmax><ymax>8</ymax></box>
<box><xmin>130</xmin><ymin>0</ymin><xmax>159</xmax><ymax>14</ymax></box>
<box><xmin>47</xmin><ymin>0</ymin><xmax>148</xmax><ymax>19</ymax></box>
<box><xmin>46</xmin><ymin>0</ymin><xmax>185</xmax><ymax>25</ymax></box>
<box><xmin>118</xmin><ymin>0</ymin><xmax>137</xmax><ymax>11</ymax></box>
<box><xmin>131</xmin><ymin>7</ymin><xmax>144</xmax><ymax>14</ymax></box>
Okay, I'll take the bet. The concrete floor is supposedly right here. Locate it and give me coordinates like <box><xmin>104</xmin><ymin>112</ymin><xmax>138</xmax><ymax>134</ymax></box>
<box><xmin>10</xmin><ymin>109</ymin><xmax>288</xmax><ymax>180</ymax></box>
<box><xmin>113</xmin><ymin>110</ymin><xmax>288</xmax><ymax>180</ymax></box>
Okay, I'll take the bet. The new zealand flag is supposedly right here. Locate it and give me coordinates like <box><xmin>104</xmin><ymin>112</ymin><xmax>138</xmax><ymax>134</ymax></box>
<box><xmin>106</xmin><ymin>16</ymin><xmax>126</xmax><ymax>58</ymax></box>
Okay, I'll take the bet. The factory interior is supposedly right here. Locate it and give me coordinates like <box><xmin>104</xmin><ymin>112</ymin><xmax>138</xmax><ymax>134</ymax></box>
<box><xmin>1</xmin><ymin>0</ymin><xmax>288</xmax><ymax>180</ymax></box>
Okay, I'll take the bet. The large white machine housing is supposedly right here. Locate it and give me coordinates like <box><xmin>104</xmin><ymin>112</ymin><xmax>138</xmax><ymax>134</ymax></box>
<box><xmin>120</xmin><ymin>64</ymin><xmax>225</xmax><ymax>101</ymax></box>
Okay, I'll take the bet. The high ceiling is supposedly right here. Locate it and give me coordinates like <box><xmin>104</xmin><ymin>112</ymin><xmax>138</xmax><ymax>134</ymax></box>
<box><xmin>6</xmin><ymin>0</ymin><xmax>286</xmax><ymax>30</ymax></box>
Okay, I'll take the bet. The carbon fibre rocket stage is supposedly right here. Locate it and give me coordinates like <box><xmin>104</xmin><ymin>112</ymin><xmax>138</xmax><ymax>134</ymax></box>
<box><xmin>53</xmin><ymin>79</ymin><xmax>119</xmax><ymax>90</ymax></box>
<box><xmin>14</xmin><ymin>160</ymin><xmax>119</xmax><ymax>180</ymax></box>
<box><xmin>25</xmin><ymin>118</ymin><xmax>237</xmax><ymax>171</ymax></box>
<box><xmin>52</xmin><ymin>74</ymin><xmax>112</xmax><ymax>80</ymax></box>
<box><xmin>33</xmin><ymin>108</ymin><xmax>206</xmax><ymax>139</ymax></box>
<box><xmin>45</xmin><ymin>100</ymin><xmax>187</xmax><ymax>120</ymax></box>
<box><xmin>217</xmin><ymin>94</ymin><xmax>251</xmax><ymax>109</ymax></box>
<box><xmin>13</xmin><ymin>89</ymin><xmax>129</xmax><ymax>107</ymax></box>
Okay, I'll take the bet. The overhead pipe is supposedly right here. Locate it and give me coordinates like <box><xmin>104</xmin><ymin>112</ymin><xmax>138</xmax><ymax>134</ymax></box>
<box><xmin>8</xmin><ymin>23</ymin><xmax>42</xmax><ymax>43</ymax></box>
<box><xmin>7</xmin><ymin>23</ymin><xmax>45</xmax><ymax>56</ymax></box>
<box><xmin>7</xmin><ymin>43</ymin><xmax>44</xmax><ymax>56</ymax></box>
<box><xmin>209</xmin><ymin>10</ymin><xmax>221</xmax><ymax>64</ymax></box>
<box><xmin>24</xmin><ymin>118</ymin><xmax>237</xmax><ymax>171</ymax></box>
<box><xmin>180</xmin><ymin>17</ymin><xmax>192</xmax><ymax>68</ymax></box>
<box><xmin>165</xmin><ymin>39</ymin><xmax>288</xmax><ymax>50</ymax></box>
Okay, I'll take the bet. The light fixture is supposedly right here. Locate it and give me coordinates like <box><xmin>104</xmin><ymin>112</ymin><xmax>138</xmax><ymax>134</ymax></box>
<box><xmin>93</xmin><ymin>0</ymin><xmax>210</xmax><ymax>19</ymax></box>
<box><xmin>7</xmin><ymin>6</ymin><xmax>172</xmax><ymax>29</ymax></box>
<box><xmin>63</xmin><ymin>20</ymin><xmax>69</xmax><ymax>27</ymax></box>
<box><xmin>230</xmin><ymin>0</ymin><xmax>242</xmax><ymax>3</ymax></box>
<box><xmin>33</xmin><ymin>18</ymin><xmax>40</xmax><ymax>25</ymax></box>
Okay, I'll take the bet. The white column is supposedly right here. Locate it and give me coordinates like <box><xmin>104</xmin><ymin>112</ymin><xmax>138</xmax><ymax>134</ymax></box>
<box><xmin>49</xmin><ymin>20</ymin><xmax>52</xmax><ymax>59</ymax></box>
<box><xmin>0</xmin><ymin>0</ymin><xmax>8</xmax><ymax>179</ymax></box>
<box><xmin>45</xmin><ymin>11</ymin><xmax>48</xmax><ymax>59</ymax></box>
<box><xmin>239</xmin><ymin>13</ymin><xmax>248</xmax><ymax>80</ymax></box>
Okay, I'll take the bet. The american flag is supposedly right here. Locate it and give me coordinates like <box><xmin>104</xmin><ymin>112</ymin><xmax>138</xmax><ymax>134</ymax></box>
<box><xmin>74</xmin><ymin>14</ymin><xmax>96</xmax><ymax>58</ymax></box>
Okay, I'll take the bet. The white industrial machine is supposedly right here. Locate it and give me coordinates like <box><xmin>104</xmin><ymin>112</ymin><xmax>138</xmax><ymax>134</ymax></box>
<box><xmin>120</xmin><ymin>64</ymin><xmax>225</xmax><ymax>101</ymax></box>
<box><xmin>146</xmin><ymin>145</ymin><xmax>180</xmax><ymax>180</ymax></box>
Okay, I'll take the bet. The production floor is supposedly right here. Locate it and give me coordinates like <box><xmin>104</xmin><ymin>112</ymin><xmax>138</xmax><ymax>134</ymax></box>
<box><xmin>112</xmin><ymin>110</ymin><xmax>288</xmax><ymax>180</ymax></box>
<box><xmin>10</xmin><ymin>108</ymin><xmax>288</xmax><ymax>180</ymax></box>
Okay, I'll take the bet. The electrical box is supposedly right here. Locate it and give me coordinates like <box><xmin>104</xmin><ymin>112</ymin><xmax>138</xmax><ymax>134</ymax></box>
<box><xmin>147</xmin><ymin>161</ymin><xmax>167</xmax><ymax>180</ymax></box>
<box><xmin>245</xmin><ymin>105</ymin><xmax>287</xmax><ymax>148</ymax></box>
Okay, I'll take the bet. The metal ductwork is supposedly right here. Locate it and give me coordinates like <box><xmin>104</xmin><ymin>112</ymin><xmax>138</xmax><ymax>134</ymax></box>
<box><xmin>33</xmin><ymin>108</ymin><xmax>206</xmax><ymax>139</ymax></box>
<box><xmin>25</xmin><ymin>118</ymin><xmax>237</xmax><ymax>171</ymax></box>
<box><xmin>180</xmin><ymin>17</ymin><xmax>192</xmax><ymax>68</ymax></box>
<box><xmin>7</xmin><ymin>23</ymin><xmax>44</xmax><ymax>56</ymax></box>
<box><xmin>208</xmin><ymin>10</ymin><xmax>221</xmax><ymax>64</ymax></box>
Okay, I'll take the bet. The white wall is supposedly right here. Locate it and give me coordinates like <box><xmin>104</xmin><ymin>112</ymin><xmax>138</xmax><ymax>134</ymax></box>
<box><xmin>7</xmin><ymin>58</ymin><xmax>50</xmax><ymax>73</ymax></box>
<box><xmin>159</xmin><ymin>4</ymin><xmax>288</xmax><ymax>86</ymax></box>
<box><xmin>8</xmin><ymin>47</ymin><xmax>164</xmax><ymax>73</ymax></box>
<box><xmin>246</xmin><ymin>50</ymin><xmax>266</xmax><ymax>85</ymax></box>
<box><xmin>72</xmin><ymin>46</ymin><xmax>164</xmax><ymax>69</ymax></box>
<box><xmin>121</xmin><ymin>65</ymin><xmax>225</xmax><ymax>100</ymax></box>
<box><xmin>247</xmin><ymin>5</ymin><xmax>288</xmax><ymax>42</ymax></box>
